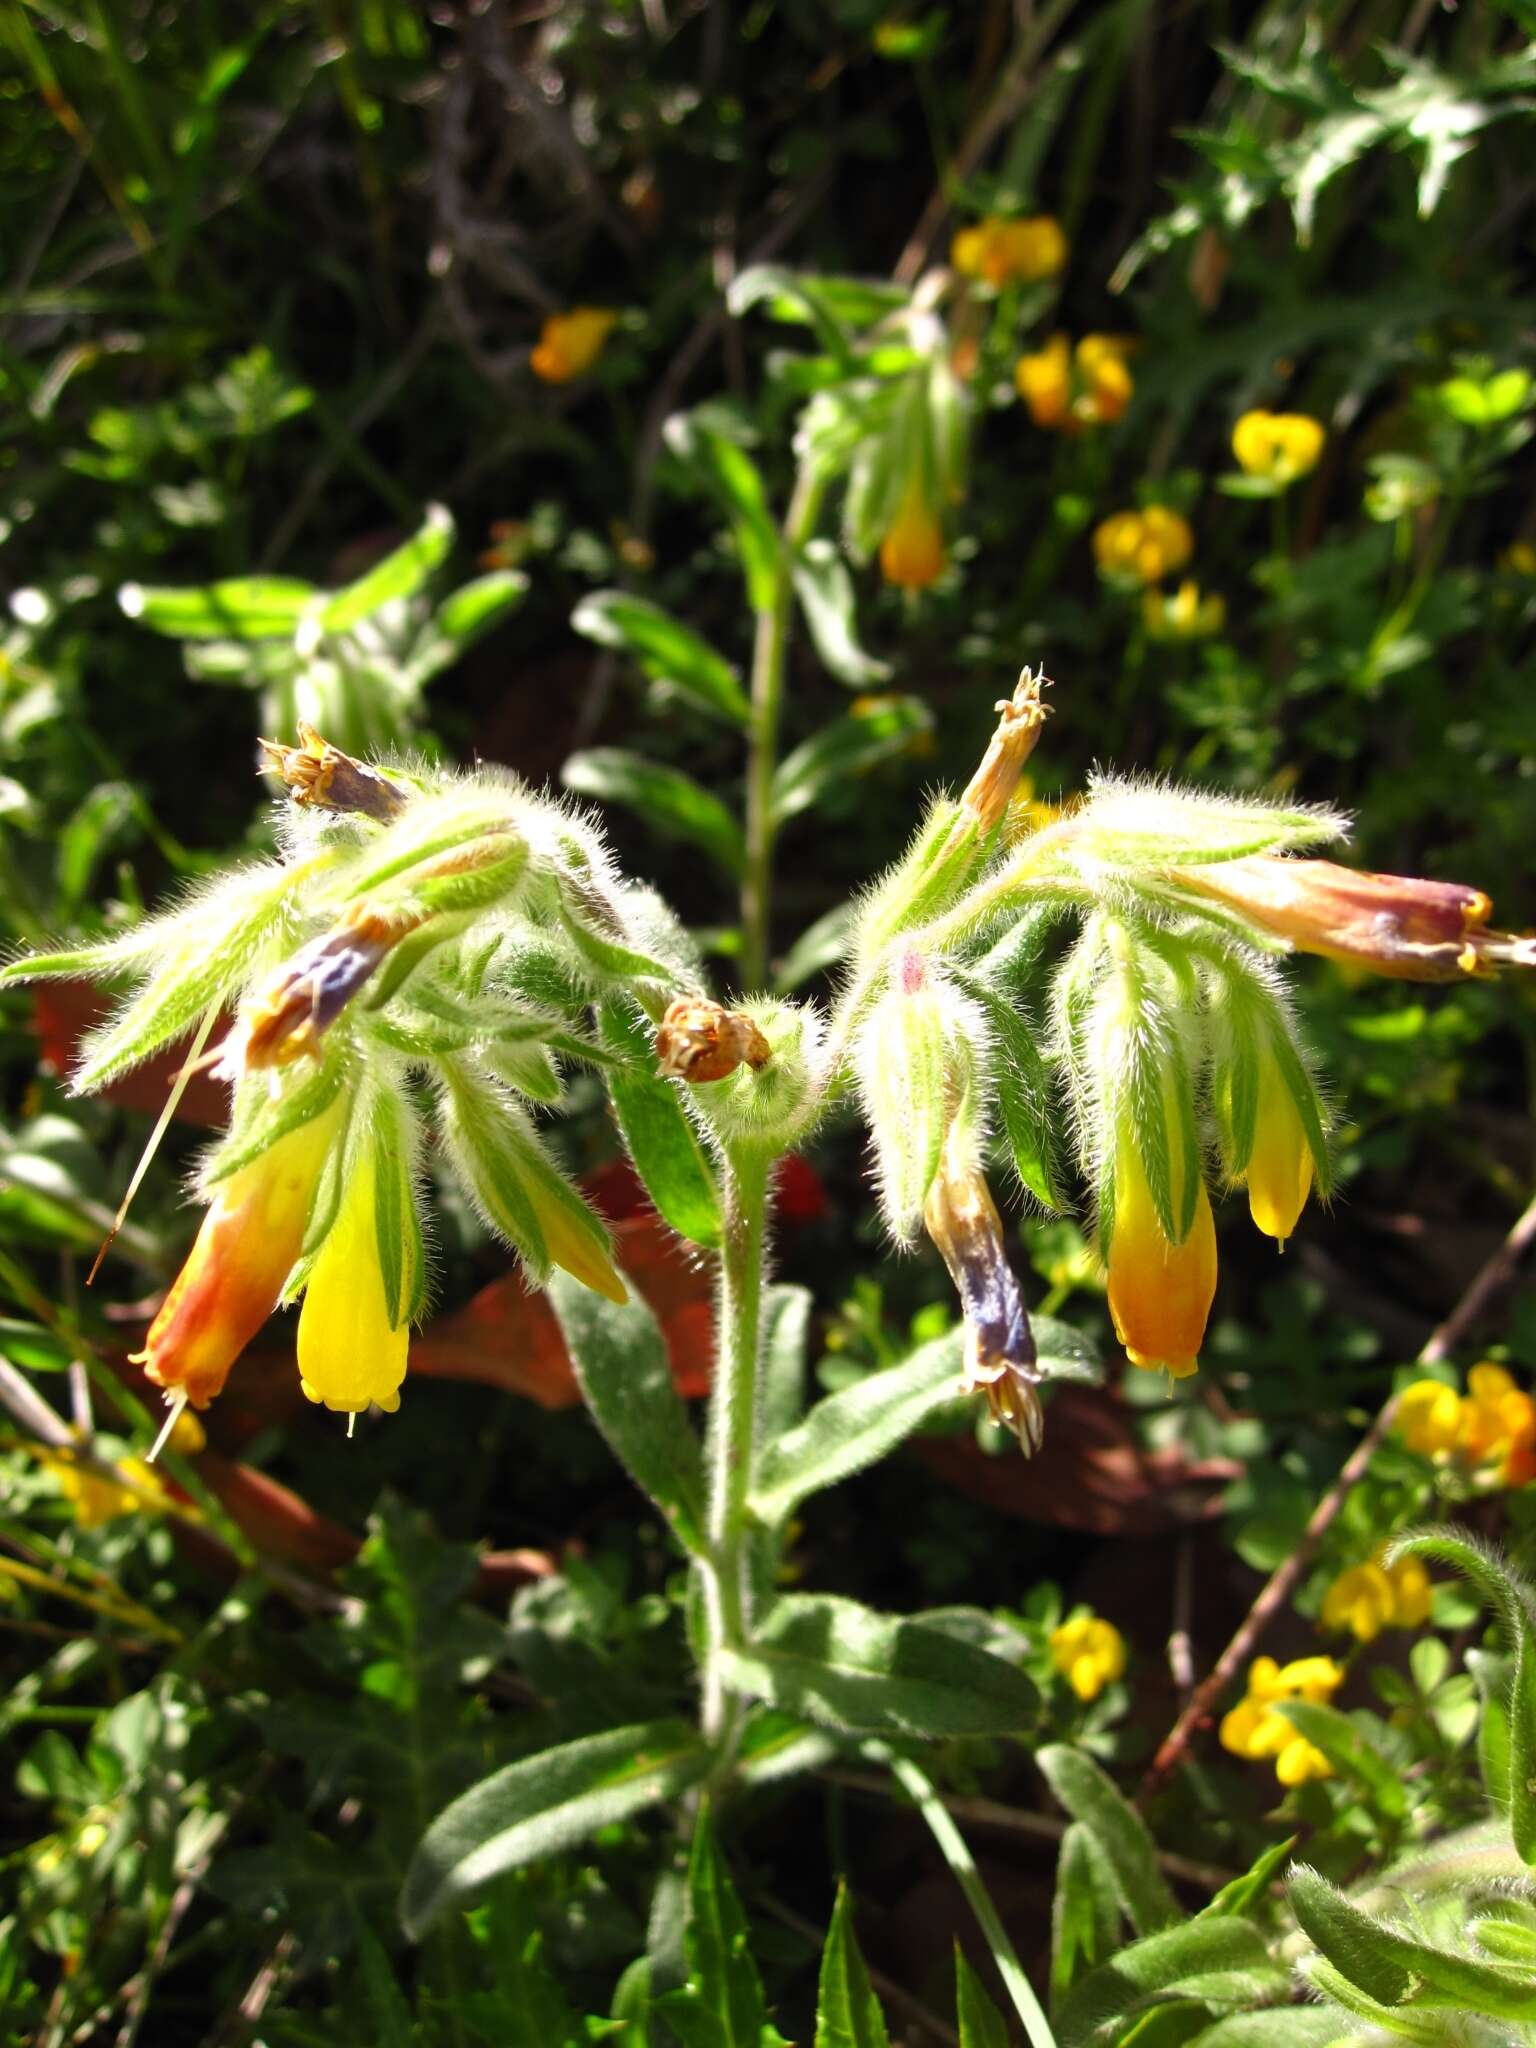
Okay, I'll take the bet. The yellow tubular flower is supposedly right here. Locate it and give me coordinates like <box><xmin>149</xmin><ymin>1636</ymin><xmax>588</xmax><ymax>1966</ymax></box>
<box><xmin>530</xmin><ymin>307</ymin><xmax>618</xmax><ymax>384</ymax></box>
<box><xmin>1245</xmin><ymin>1050</ymin><xmax>1313</xmax><ymax>1245</ymax></box>
<box><xmin>1106</xmin><ymin>1138</ymin><xmax>1217</xmax><ymax>1379</ymax></box>
<box><xmin>1232</xmin><ymin>410</ymin><xmax>1325</xmax><ymax>484</ymax></box>
<box><xmin>1321</xmin><ymin>1560</ymin><xmax>1395</xmax><ymax>1642</ymax></box>
<box><xmin>297</xmin><ymin>1154</ymin><xmax>410</xmax><ymax>1415</ymax></box>
<box><xmin>879</xmin><ymin>484</ymin><xmax>945</xmax><ymax>589</ymax></box>
<box><xmin>538</xmin><ymin>1199</ymin><xmax>628</xmax><ymax>1306</ymax></box>
<box><xmin>1395</xmin><ymin>1378</ymin><xmax>1464</xmax><ymax>1456</ymax></box>
<box><xmin>1049</xmin><ymin>1615</ymin><xmax>1127</xmax><ymax>1701</ymax></box>
<box><xmin>131</xmin><ymin>1101</ymin><xmax>345</xmax><ymax>1410</ymax></box>
<box><xmin>1093</xmin><ymin>506</ymin><xmax>1194</xmax><ymax>584</ymax></box>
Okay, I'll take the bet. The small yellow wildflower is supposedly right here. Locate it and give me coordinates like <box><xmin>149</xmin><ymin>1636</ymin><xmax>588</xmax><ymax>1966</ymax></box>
<box><xmin>1093</xmin><ymin>506</ymin><xmax>1194</xmax><ymax>585</ymax></box>
<box><xmin>1049</xmin><ymin>1614</ymin><xmax>1127</xmax><ymax>1701</ymax></box>
<box><xmin>1015</xmin><ymin>333</ymin><xmax>1133</xmax><ymax>432</ymax></box>
<box><xmin>1384</xmin><ymin>1552</ymin><xmax>1433</xmax><ymax>1628</ymax></box>
<box><xmin>1219</xmin><ymin>1653</ymin><xmax>1344</xmax><ymax>1788</ymax></box>
<box><xmin>38</xmin><ymin>1445</ymin><xmax>167</xmax><ymax>1529</ymax></box>
<box><xmin>1395</xmin><ymin>1378</ymin><xmax>1464</xmax><ymax>1456</ymax></box>
<box><xmin>530</xmin><ymin>308</ymin><xmax>618</xmax><ymax>384</ymax></box>
<box><xmin>1459</xmin><ymin>1362</ymin><xmax>1536</xmax><ymax>1486</ymax></box>
<box><xmin>1500</xmin><ymin>541</ymin><xmax>1536</xmax><ymax>576</ymax></box>
<box><xmin>951</xmin><ymin>215</ymin><xmax>1068</xmax><ymax>289</ymax></box>
<box><xmin>1320</xmin><ymin>1559</ymin><xmax>1396</xmax><ymax>1642</ymax></box>
<box><xmin>1231</xmin><ymin>411</ymin><xmax>1325</xmax><ymax>485</ymax></box>
<box><xmin>1141</xmin><ymin>579</ymin><xmax>1225</xmax><ymax>641</ymax></box>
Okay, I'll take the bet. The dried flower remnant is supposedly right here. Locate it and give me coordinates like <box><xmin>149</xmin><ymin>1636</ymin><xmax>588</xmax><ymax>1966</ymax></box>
<box><xmin>1170</xmin><ymin>857</ymin><xmax>1536</xmax><ymax>981</ymax></box>
<box><xmin>656</xmin><ymin>998</ymin><xmax>773</xmax><ymax>1084</ymax></box>
<box><xmin>923</xmin><ymin>1145</ymin><xmax>1042</xmax><ymax>1452</ymax></box>
<box><xmin>959</xmin><ymin>668</ymin><xmax>1051</xmax><ymax>836</ymax></box>
<box><xmin>258</xmin><ymin>723</ymin><xmax>408</xmax><ymax>822</ymax></box>
<box><xmin>530</xmin><ymin>307</ymin><xmax>618</xmax><ymax>383</ymax></box>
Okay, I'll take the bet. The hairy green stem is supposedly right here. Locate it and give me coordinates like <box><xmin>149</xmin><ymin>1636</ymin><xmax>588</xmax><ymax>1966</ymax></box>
<box><xmin>867</xmin><ymin>1743</ymin><xmax>1059</xmax><ymax>2048</ymax></box>
<box><xmin>741</xmin><ymin>467</ymin><xmax>827</xmax><ymax>993</ymax></box>
<box><xmin>700</xmin><ymin>1151</ymin><xmax>770</xmax><ymax>1753</ymax></box>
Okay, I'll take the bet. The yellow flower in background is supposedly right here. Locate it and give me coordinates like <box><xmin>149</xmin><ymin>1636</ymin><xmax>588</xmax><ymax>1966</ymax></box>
<box><xmin>879</xmin><ymin>483</ymin><xmax>946</xmax><ymax>589</ymax></box>
<box><xmin>1049</xmin><ymin>1614</ymin><xmax>1128</xmax><ymax>1701</ymax></box>
<box><xmin>1459</xmin><ymin>1362</ymin><xmax>1536</xmax><ymax>1486</ymax></box>
<box><xmin>297</xmin><ymin>1154</ymin><xmax>410</xmax><ymax>1416</ymax></box>
<box><xmin>1105</xmin><ymin>1137</ymin><xmax>1217</xmax><ymax>1379</ymax></box>
<box><xmin>1320</xmin><ymin>1548</ymin><xmax>1433</xmax><ymax>1643</ymax></box>
<box><xmin>1274</xmin><ymin>1736</ymin><xmax>1333</xmax><ymax>1787</ymax></box>
<box><xmin>1093</xmin><ymin>506</ymin><xmax>1194</xmax><ymax>584</ymax></box>
<box><xmin>1220</xmin><ymin>1653</ymin><xmax>1344</xmax><ymax>1787</ymax></box>
<box><xmin>1321</xmin><ymin>1559</ymin><xmax>1395</xmax><ymax>1642</ymax></box>
<box><xmin>1500</xmin><ymin>541</ymin><xmax>1536</xmax><ymax>576</ymax></box>
<box><xmin>37</xmin><ymin>1445</ymin><xmax>167</xmax><ymax>1529</ymax></box>
<box><xmin>530</xmin><ymin>307</ymin><xmax>618</xmax><ymax>384</ymax></box>
<box><xmin>1015</xmin><ymin>333</ymin><xmax>1133</xmax><ymax>431</ymax></box>
<box><xmin>952</xmin><ymin>214</ymin><xmax>1068</xmax><ymax>288</ymax></box>
<box><xmin>1141</xmin><ymin>579</ymin><xmax>1225</xmax><ymax>641</ymax></box>
<box><xmin>1395</xmin><ymin>1378</ymin><xmax>1464</xmax><ymax>1456</ymax></box>
<box><xmin>1243</xmin><ymin>1049</ymin><xmax>1313</xmax><ymax>1246</ymax></box>
<box><xmin>1232</xmin><ymin>410</ymin><xmax>1325</xmax><ymax>485</ymax></box>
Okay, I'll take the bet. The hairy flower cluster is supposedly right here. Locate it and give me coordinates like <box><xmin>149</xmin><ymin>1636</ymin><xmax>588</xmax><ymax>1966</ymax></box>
<box><xmin>4</xmin><ymin>737</ymin><xmax>701</xmax><ymax>1430</ymax></box>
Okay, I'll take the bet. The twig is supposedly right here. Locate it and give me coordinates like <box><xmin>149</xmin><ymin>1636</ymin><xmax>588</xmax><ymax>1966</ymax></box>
<box><xmin>824</xmin><ymin>1768</ymin><xmax>1235</xmax><ymax>1892</ymax></box>
<box><xmin>1139</xmin><ymin>1187</ymin><xmax>1536</xmax><ymax>1801</ymax></box>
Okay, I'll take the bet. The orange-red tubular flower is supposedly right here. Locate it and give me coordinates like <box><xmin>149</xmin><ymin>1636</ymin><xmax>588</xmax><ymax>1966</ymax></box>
<box><xmin>131</xmin><ymin>1103</ymin><xmax>343</xmax><ymax>1409</ymax></box>
<box><xmin>1173</xmin><ymin>856</ymin><xmax>1534</xmax><ymax>982</ymax></box>
<box><xmin>1106</xmin><ymin>1141</ymin><xmax>1217</xmax><ymax>1379</ymax></box>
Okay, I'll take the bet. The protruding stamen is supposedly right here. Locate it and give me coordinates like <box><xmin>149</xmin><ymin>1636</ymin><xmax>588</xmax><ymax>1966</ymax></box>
<box><xmin>146</xmin><ymin>1392</ymin><xmax>188</xmax><ymax>1466</ymax></box>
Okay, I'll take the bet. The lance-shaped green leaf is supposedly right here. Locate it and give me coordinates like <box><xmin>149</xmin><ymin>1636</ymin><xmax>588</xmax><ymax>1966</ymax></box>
<box><xmin>571</xmin><ymin>591</ymin><xmax>749</xmax><ymax>725</ymax></box>
<box><xmin>815</xmin><ymin>1885</ymin><xmax>890</xmax><ymax>2048</ymax></box>
<box><xmin>792</xmin><ymin>540</ymin><xmax>892</xmax><ymax>688</ymax></box>
<box><xmin>399</xmin><ymin>1720</ymin><xmax>707</xmax><ymax>1937</ymax></box>
<box><xmin>1072</xmin><ymin>774</ymin><xmax>1348</xmax><ymax>869</ymax></box>
<box><xmin>758</xmin><ymin>1282</ymin><xmax>811</xmax><ymax>1440</ymax></box>
<box><xmin>119</xmin><ymin>575</ymin><xmax>318</xmax><ymax>639</ymax></box>
<box><xmin>1182</xmin><ymin>2015</ymin><xmax>1340</xmax><ymax>2048</ymax></box>
<box><xmin>1288</xmin><ymin>1864</ymin><xmax>1536</xmax><ymax>2020</ymax></box>
<box><xmin>598</xmin><ymin>997</ymin><xmax>722</xmax><ymax>1250</ymax></box>
<box><xmin>1037</xmin><ymin>1746</ymin><xmax>1180</xmax><ymax>1937</ymax></box>
<box><xmin>548</xmin><ymin>1271</ymin><xmax>706</xmax><ymax>1555</ymax></box>
<box><xmin>663</xmin><ymin>414</ymin><xmax>782</xmax><ymax>613</ymax></box>
<box><xmin>410</xmin><ymin>569</ymin><xmax>528</xmax><ymax>681</ymax></box>
<box><xmin>1388</xmin><ymin>1529</ymin><xmax>1536</xmax><ymax>1865</ymax></box>
<box><xmin>1271</xmin><ymin>1701</ymin><xmax>1407</xmax><ymax>1821</ymax></box>
<box><xmin>728</xmin><ymin>264</ymin><xmax>909</xmax><ymax>338</ymax></box>
<box><xmin>721</xmin><ymin>1593</ymin><xmax>1038</xmax><ymax>1737</ymax></box>
<box><xmin>1052</xmin><ymin>1820</ymin><xmax>1123</xmax><ymax>2009</ymax></box>
<box><xmin>656</xmin><ymin>1805</ymin><xmax>790</xmax><ymax>2048</ymax></box>
<box><xmin>563</xmin><ymin>748</ymin><xmax>745</xmax><ymax>877</ymax></box>
<box><xmin>772</xmin><ymin>696</ymin><xmax>931</xmax><ymax>827</ymax></box>
<box><xmin>1197</xmin><ymin>1834</ymin><xmax>1295</xmax><ymax>1923</ymax></box>
<box><xmin>322</xmin><ymin>503</ymin><xmax>453</xmax><ymax>634</ymax></box>
<box><xmin>954</xmin><ymin>1949</ymin><xmax>1010</xmax><ymax>2048</ymax></box>
<box><xmin>437</xmin><ymin>1062</ymin><xmax>622</xmax><ymax>1300</ymax></box>
<box><xmin>953</xmin><ymin>968</ymin><xmax>1063</xmax><ymax>1210</ymax></box>
<box><xmin>776</xmin><ymin>902</ymin><xmax>856</xmax><ymax>991</ymax></box>
<box><xmin>1053</xmin><ymin>1919</ymin><xmax>1283</xmax><ymax>2047</ymax></box>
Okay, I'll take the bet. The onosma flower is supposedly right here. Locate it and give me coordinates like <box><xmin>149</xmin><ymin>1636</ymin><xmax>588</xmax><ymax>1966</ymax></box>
<box><xmin>1</xmin><ymin>732</ymin><xmax>690</xmax><ymax>1434</ymax></box>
